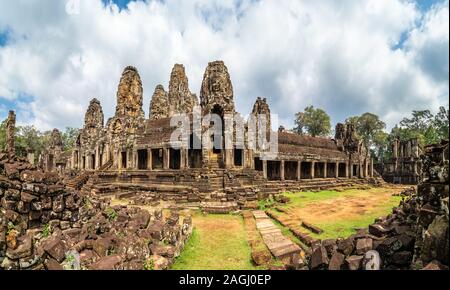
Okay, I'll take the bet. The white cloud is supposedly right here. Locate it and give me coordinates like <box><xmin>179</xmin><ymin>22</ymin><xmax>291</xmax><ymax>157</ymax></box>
<box><xmin>0</xmin><ymin>0</ymin><xmax>448</xmax><ymax>131</ymax></box>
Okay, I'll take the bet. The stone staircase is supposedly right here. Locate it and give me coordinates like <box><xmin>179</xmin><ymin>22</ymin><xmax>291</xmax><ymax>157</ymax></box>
<box><xmin>66</xmin><ymin>171</ymin><xmax>93</xmax><ymax>190</ymax></box>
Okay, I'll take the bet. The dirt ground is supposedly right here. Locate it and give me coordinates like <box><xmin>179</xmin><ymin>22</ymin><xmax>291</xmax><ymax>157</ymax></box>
<box><xmin>290</xmin><ymin>186</ymin><xmax>409</xmax><ymax>223</ymax></box>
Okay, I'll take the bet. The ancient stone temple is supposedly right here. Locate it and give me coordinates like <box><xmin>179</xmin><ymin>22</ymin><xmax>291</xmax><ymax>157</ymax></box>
<box><xmin>41</xmin><ymin>129</ymin><xmax>69</xmax><ymax>173</ymax></box>
<box><xmin>68</xmin><ymin>61</ymin><xmax>373</xmax><ymax>206</ymax></box>
<box><xmin>378</xmin><ymin>138</ymin><xmax>422</xmax><ymax>184</ymax></box>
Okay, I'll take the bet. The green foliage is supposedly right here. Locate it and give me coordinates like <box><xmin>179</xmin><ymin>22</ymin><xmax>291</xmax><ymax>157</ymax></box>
<box><xmin>294</xmin><ymin>106</ymin><xmax>331</xmax><ymax>137</ymax></box>
<box><xmin>104</xmin><ymin>207</ymin><xmax>118</xmax><ymax>221</ymax></box>
<box><xmin>62</xmin><ymin>127</ymin><xmax>79</xmax><ymax>151</ymax></box>
<box><xmin>390</xmin><ymin>106</ymin><xmax>449</xmax><ymax>147</ymax></box>
<box><xmin>41</xmin><ymin>223</ymin><xmax>51</xmax><ymax>238</ymax></box>
<box><xmin>143</xmin><ymin>258</ymin><xmax>155</xmax><ymax>270</ymax></box>
<box><xmin>0</xmin><ymin>116</ymin><xmax>79</xmax><ymax>160</ymax></box>
<box><xmin>345</xmin><ymin>112</ymin><xmax>386</xmax><ymax>159</ymax></box>
<box><xmin>6</xmin><ymin>222</ymin><xmax>15</xmax><ymax>235</ymax></box>
<box><xmin>258</xmin><ymin>196</ymin><xmax>275</xmax><ymax>210</ymax></box>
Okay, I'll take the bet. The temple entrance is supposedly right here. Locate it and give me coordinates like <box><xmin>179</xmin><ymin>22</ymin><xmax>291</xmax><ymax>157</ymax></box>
<box><xmin>188</xmin><ymin>134</ymin><xmax>202</xmax><ymax>168</ymax></box>
<box><xmin>267</xmin><ymin>160</ymin><xmax>281</xmax><ymax>180</ymax></box>
<box><xmin>91</xmin><ymin>154</ymin><xmax>96</xmax><ymax>169</ymax></box>
<box><xmin>137</xmin><ymin>149</ymin><xmax>148</xmax><ymax>170</ymax></box>
<box><xmin>169</xmin><ymin>149</ymin><xmax>181</xmax><ymax>169</ymax></box>
<box><xmin>210</xmin><ymin>105</ymin><xmax>225</xmax><ymax>168</ymax></box>
<box><xmin>234</xmin><ymin>148</ymin><xmax>243</xmax><ymax>167</ymax></box>
<box><xmin>121</xmin><ymin>152</ymin><xmax>127</xmax><ymax>169</ymax></box>
<box><xmin>254</xmin><ymin>157</ymin><xmax>263</xmax><ymax>171</ymax></box>
<box><xmin>82</xmin><ymin>156</ymin><xmax>86</xmax><ymax>169</ymax></box>
<box><xmin>338</xmin><ymin>163</ymin><xmax>346</xmax><ymax>177</ymax></box>
<box><xmin>152</xmin><ymin>149</ymin><xmax>163</xmax><ymax>170</ymax></box>
<box><xmin>99</xmin><ymin>153</ymin><xmax>103</xmax><ymax>167</ymax></box>
<box><xmin>315</xmin><ymin>162</ymin><xmax>325</xmax><ymax>178</ymax></box>
<box><xmin>284</xmin><ymin>161</ymin><xmax>297</xmax><ymax>180</ymax></box>
<box><xmin>301</xmin><ymin>162</ymin><xmax>312</xmax><ymax>179</ymax></box>
<box><xmin>326</xmin><ymin>163</ymin><xmax>336</xmax><ymax>178</ymax></box>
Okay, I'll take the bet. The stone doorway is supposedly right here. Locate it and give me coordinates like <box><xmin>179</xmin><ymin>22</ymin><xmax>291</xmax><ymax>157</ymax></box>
<box><xmin>301</xmin><ymin>162</ymin><xmax>312</xmax><ymax>179</ymax></box>
<box><xmin>169</xmin><ymin>149</ymin><xmax>181</xmax><ymax>169</ymax></box>
<box><xmin>267</xmin><ymin>160</ymin><xmax>281</xmax><ymax>180</ymax></box>
<box><xmin>285</xmin><ymin>161</ymin><xmax>297</xmax><ymax>180</ymax></box>
<box><xmin>121</xmin><ymin>151</ymin><xmax>127</xmax><ymax>169</ymax></box>
<box><xmin>338</xmin><ymin>163</ymin><xmax>346</xmax><ymax>177</ymax></box>
<box><xmin>152</xmin><ymin>149</ymin><xmax>163</xmax><ymax>170</ymax></box>
<box><xmin>234</xmin><ymin>148</ymin><xmax>243</xmax><ymax>167</ymax></box>
<box><xmin>137</xmin><ymin>149</ymin><xmax>148</xmax><ymax>170</ymax></box>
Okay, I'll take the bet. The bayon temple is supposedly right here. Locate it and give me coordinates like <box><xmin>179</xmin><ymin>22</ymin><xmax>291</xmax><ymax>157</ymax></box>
<box><xmin>41</xmin><ymin>61</ymin><xmax>376</xmax><ymax>208</ymax></box>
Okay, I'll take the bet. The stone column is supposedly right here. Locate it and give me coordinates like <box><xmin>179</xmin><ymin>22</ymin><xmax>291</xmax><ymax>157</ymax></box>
<box><xmin>6</xmin><ymin>110</ymin><xmax>16</xmax><ymax>159</ymax></box>
<box><xmin>311</xmin><ymin>161</ymin><xmax>315</xmax><ymax>179</ymax></box>
<box><xmin>180</xmin><ymin>149</ymin><xmax>186</xmax><ymax>169</ymax></box>
<box><xmin>365</xmin><ymin>159</ymin><xmax>369</xmax><ymax>178</ymax></box>
<box><xmin>345</xmin><ymin>161</ymin><xmax>349</xmax><ymax>178</ymax></box>
<box><xmin>147</xmin><ymin>148</ymin><xmax>152</xmax><ymax>170</ymax></box>
<box><xmin>262</xmin><ymin>160</ymin><xmax>267</xmax><ymax>179</ymax></box>
<box><xmin>370</xmin><ymin>158</ymin><xmax>374</xmax><ymax>177</ymax></box>
<box><xmin>349</xmin><ymin>161</ymin><xmax>353</xmax><ymax>178</ymax></box>
<box><xmin>297</xmin><ymin>161</ymin><xmax>301</xmax><ymax>181</ymax></box>
<box><xmin>163</xmin><ymin>148</ymin><xmax>169</xmax><ymax>169</ymax></box>
<box><xmin>335</xmin><ymin>162</ymin><xmax>339</xmax><ymax>178</ymax></box>
<box><xmin>280</xmin><ymin>160</ymin><xmax>285</xmax><ymax>181</ymax></box>
<box><xmin>324</xmin><ymin>162</ymin><xmax>328</xmax><ymax>178</ymax></box>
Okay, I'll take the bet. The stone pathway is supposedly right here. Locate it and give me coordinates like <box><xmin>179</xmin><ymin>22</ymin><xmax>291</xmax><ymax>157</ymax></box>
<box><xmin>252</xmin><ymin>210</ymin><xmax>302</xmax><ymax>266</ymax></box>
<box><xmin>265</xmin><ymin>209</ymin><xmax>318</xmax><ymax>248</ymax></box>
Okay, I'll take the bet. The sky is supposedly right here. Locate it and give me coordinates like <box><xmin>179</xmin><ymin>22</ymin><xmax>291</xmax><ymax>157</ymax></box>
<box><xmin>0</xmin><ymin>0</ymin><xmax>448</xmax><ymax>132</ymax></box>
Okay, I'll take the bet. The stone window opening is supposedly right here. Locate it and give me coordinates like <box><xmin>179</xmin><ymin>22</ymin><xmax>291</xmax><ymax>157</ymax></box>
<box><xmin>301</xmin><ymin>162</ymin><xmax>312</xmax><ymax>179</ymax></box>
<box><xmin>284</xmin><ymin>161</ymin><xmax>297</xmax><ymax>180</ymax></box>
<box><xmin>169</xmin><ymin>149</ymin><xmax>181</xmax><ymax>170</ymax></box>
<box><xmin>121</xmin><ymin>151</ymin><xmax>127</xmax><ymax>169</ymax></box>
<box><xmin>188</xmin><ymin>133</ymin><xmax>202</xmax><ymax>168</ymax></box>
<box><xmin>137</xmin><ymin>149</ymin><xmax>148</xmax><ymax>170</ymax></box>
<box><xmin>315</xmin><ymin>162</ymin><xmax>325</xmax><ymax>178</ymax></box>
<box><xmin>267</xmin><ymin>160</ymin><xmax>281</xmax><ymax>180</ymax></box>
<box><xmin>254</xmin><ymin>157</ymin><xmax>263</xmax><ymax>171</ymax></box>
<box><xmin>353</xmin><ymin>165</ymin><xmax>359</xmax><ymax>177</ymax></box>
<box><xmin>338</xmin><ymin>163</ymin><xmax>346</xmax><ymax>178</ymax></box>
<box><xmin>234</xmin><ymin>148</ymin><xmax>243</xmax><ymax>167</ymax></box>
<box><xmin>91</xmin><ymin>154</ymin><xmax>96</xmax><ymax>169</ymax></box>
<box><xmin>326</xmin><ymin>163</ymin><xmax>336</xmax><ymax>178</ymax></box>
<box><xmin>152</xmin><ymin>149</ymin><xmax>163</xmax><ymax>170</ymax></box>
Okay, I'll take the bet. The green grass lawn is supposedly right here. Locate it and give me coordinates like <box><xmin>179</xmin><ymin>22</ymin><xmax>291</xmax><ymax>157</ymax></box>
<box><xmin>171</xmin><ymin>214</ymin><xmax>259</xmax><ymax>270</ymax></box>
<box><xmin>278</xmin><ymin>187</ymin><xmax>404</xmax><ymax>240</ymax></box>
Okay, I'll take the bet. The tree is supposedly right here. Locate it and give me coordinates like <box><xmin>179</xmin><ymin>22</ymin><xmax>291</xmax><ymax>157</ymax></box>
<box><xmin>434</xmin><ymin>106</ymin><xmax>449</xmax><ymax>141</ymax></box>
<box><xmin>393</xmin><ymin>108</ymin><xmax>449</xmax><ymax>146</ymax></box>
<box><xmin>62</xmin><ymin>127</ymin><xmax>79</xmax><ymax>151</ymax></box>
<box><xmin>345</xmin><ymin>112</ymin><xmax>386</xmax><ymax>160</ymax></box>
<box><xmin>294</xmin><ymin>106</ymin><xmax>331</xmax><ymax>137</ymax></box>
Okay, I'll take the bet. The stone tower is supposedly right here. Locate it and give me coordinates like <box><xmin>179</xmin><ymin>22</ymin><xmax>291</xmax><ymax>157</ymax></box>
<box><xmin>149</xmin><ymin>85</ymin><xmax>169</xmax><ymax>120</ymax></box>
<box><xmin>168</xmin><ymin>64</ymin><xmax>198</xmax><ymax>116</ymax></box>
<box><xmin>200</xmin><ymin>61</ymin><xmax>235</xmax><ymax>115</ymax></box>
<box><xmin>84</xmin><ymin>98</ymin><xmax>104</xmax><ymax>129</ymax></box>
<box><xmin>115</xmin><ymin>66</ymin><xmax>144</xmax><ymax>119</ymax></box>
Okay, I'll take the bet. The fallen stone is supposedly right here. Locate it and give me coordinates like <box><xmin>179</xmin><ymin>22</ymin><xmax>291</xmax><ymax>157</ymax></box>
<box><xmin>328</xmin><ymin>252</ymin><xmax>345</xmax><ymax>270</ymax></box>
<box><xmin>345</xmin><ymin>255</ymin><xmax>363</xmax><ymax>270</ymax></box>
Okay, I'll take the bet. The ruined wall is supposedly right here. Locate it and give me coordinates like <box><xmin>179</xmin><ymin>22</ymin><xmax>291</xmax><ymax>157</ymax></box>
<box><xmin>380</xmin><ymin>138</ymin><xmax>422</xmax><ymax>184</ymax></box>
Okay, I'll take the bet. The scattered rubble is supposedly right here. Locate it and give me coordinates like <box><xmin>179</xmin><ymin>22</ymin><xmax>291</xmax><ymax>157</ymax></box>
<box><xmin>307</xmin><ymin>140</ymin><xmax>449</xmax><ymax>270</ymax></box>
